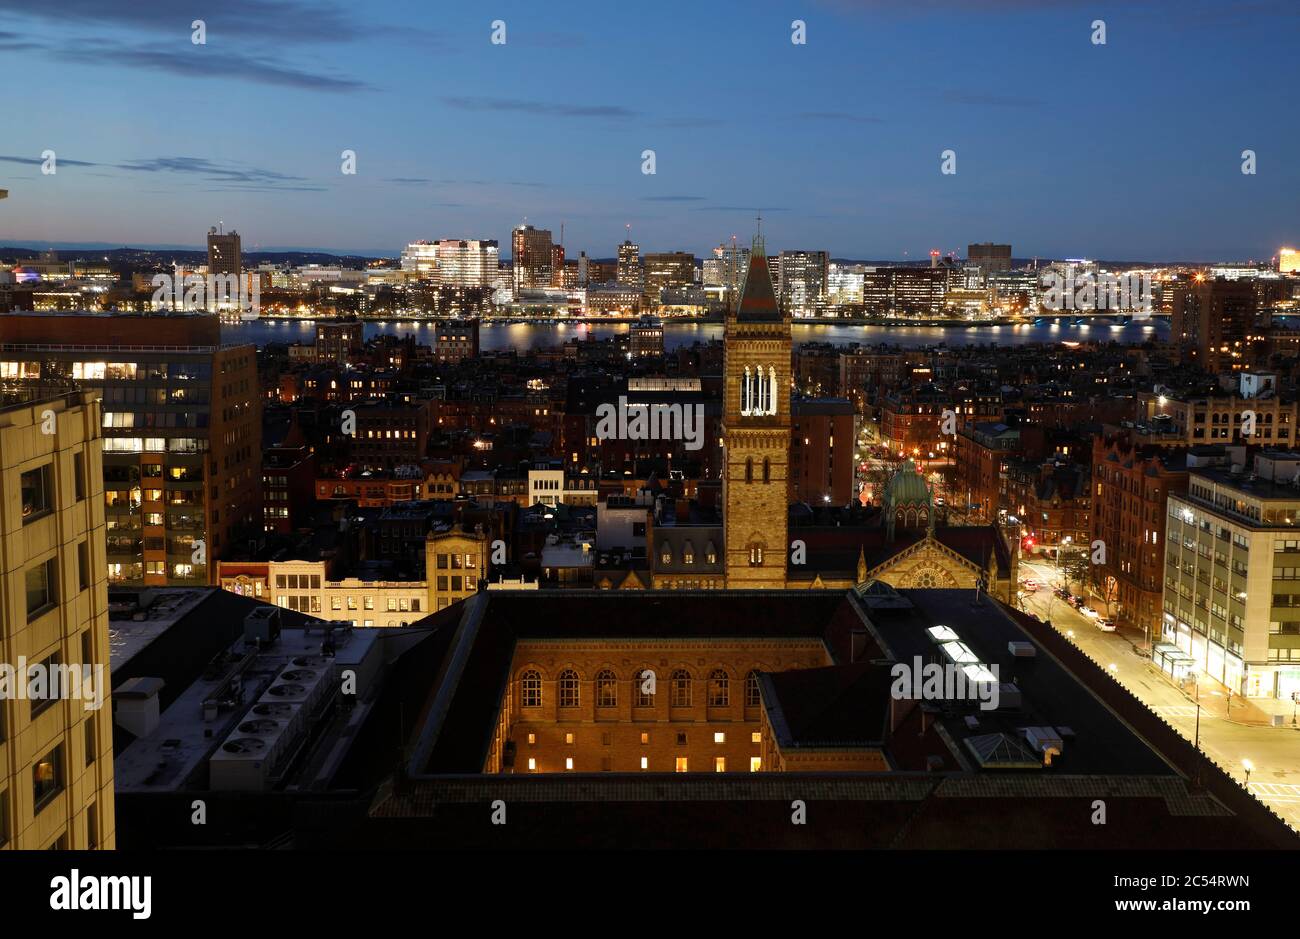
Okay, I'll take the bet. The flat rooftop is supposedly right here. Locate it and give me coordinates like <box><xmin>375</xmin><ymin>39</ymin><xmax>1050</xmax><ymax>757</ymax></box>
<box><xmin>115</xmin><ymin>625</ymin><xmax>380</xmax><ymax>793</ymax></box>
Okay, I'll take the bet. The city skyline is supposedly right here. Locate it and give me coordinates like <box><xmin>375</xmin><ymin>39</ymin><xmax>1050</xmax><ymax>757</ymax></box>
<box><xmin>1</xmin><ymin>0</ymin><xmax>1298</xmax><ymax>260</ymax></box>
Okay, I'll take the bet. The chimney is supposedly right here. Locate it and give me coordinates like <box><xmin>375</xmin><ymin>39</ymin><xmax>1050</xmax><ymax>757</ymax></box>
<box><xmin>114</xmin><ymin>676</ymin><xmax>166</xmax><ymax>739</ymax></box>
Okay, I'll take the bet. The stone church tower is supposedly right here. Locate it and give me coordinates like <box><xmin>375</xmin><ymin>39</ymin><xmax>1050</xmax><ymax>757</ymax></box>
<box><xmin>723</xmin><ymin>231</ymin><xmax>791</xmax><ymax>588</ymax></box>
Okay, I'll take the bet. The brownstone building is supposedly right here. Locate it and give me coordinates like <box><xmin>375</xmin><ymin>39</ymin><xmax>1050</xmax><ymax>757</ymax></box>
<box><xmin>1090</xmin><ymin>433</ymin><xmax>1191</xmax><ymax>637</ymax></box>
<box><xmin>790</xmin><ymin>397</ymin><xmax>854</xmax><ymax>505</ymax></box>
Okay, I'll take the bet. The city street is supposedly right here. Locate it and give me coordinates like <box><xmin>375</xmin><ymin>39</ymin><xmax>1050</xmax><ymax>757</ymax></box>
<box><xmin>1016</xmin><ymin>555</ymin><xmax>1300</xmax><ymax>832</ymax></box>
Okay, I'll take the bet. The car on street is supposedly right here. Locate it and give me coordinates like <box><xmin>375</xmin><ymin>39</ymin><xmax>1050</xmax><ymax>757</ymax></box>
<box><xmin>1080</xmin><ymin>606</ymin><xmax>1099</xmax><ymax>619</ymax></box>
<box><xmin>1022</xmin><ymin>579</ymin><xmax>1038</xmax><ymax>591</ymax></box>
<box><xmin>1097</xmin><ymin>619</ymin><xmax>1117</xmax><ymax>632</ymax></box>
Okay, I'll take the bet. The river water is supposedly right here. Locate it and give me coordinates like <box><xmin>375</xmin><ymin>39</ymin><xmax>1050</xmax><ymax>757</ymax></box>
<box><xmin>222</xmin><ymin>318</ymin><xmax>1168</xmax><ymax>353</ymax></box>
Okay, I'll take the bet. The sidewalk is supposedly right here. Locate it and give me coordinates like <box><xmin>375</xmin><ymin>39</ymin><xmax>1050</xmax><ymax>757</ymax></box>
<box><xmin>1117</xmin><ymin>624</ymin><xmax>1297</xmax><ymax>727</ymax></box>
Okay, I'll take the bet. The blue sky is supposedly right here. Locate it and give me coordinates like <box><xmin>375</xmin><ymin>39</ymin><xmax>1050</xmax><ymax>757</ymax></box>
<box><xmin>1</xmin><ymin>0</ymin><xmax>1297</xmax><ymax>261</ymax></box>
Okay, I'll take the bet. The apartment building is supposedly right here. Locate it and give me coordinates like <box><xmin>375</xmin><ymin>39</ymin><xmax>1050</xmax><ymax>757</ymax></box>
<box><xmin>1163</xmin><ymin>451</ymin><xmax>1300</xmax><ymax>699</ymax></box>
<box><xmin>0</xmin><ymin>390</ymin><xmax>114</xmax><ymax>849</ymax></box>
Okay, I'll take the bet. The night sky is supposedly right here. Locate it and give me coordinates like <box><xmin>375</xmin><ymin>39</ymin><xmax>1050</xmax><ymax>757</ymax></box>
<box><xmin>1</xmin><ymin>0</ymin><xmax>1297</xmax><ymax>260</ymax></box>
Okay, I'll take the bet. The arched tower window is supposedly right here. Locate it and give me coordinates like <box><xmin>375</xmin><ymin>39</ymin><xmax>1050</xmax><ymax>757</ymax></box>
<box><xmin>596</xmin><ymin>669</ymin><xmax>617</xmax><ymax>708</ymax></box>
<box><xmin>745</xmin><ymin>458</ymin><xmax>753</xmax><ymax>483</ymax></box>
<box><xmin>558</xmin><ymin>669</ymin><xmax>580</xmax><ymax>708</ymax></box>
<box><xmin>762</xmin><ymin>458</ymin><xmax>771</xmax><ymax>483</ymax></box>
<box><xmin>521</xmin><ymin>669</ymin><xmax>542</xmax><ymax>708</ymax></box>
<box><xmin>708</xmin><ymin>669</ymin><xmax>730</xmax><ymax>707</ymax></box>
<box><xmin>670</xmin><ymin>669</ymin><xmax>692</xmax><ymax>707</ymax></box>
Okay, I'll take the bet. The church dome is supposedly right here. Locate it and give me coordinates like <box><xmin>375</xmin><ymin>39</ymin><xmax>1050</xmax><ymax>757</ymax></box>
<box><xmin>886</xmin><ymin>460</ymin><xmax>930</xmax><ymax>506</ymax></box>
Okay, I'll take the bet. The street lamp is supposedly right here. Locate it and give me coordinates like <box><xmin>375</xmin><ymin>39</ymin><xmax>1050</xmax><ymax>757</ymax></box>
<box><xmin>1243</xmin><ymin>759</ymin><xmax>1253</xmax><ymax>785</ymax></box>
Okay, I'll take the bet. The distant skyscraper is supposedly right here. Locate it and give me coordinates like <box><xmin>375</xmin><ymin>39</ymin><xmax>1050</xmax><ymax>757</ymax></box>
<box><xmin>778</xmin><ymin>251</ymin><xmax>830</xmax><ymax>316</ymax></box>
<box><xmin>550</xmin><ymin>243</ymin><xmax>566</xmax><ymax>289</ymax></box>
<box><xmin>207</xmin><ymin>226</ymin><xmax>242</xmax><ymax>277</ymax></box>
<box><xmin>1172</xmin><ymin>277</ymin><xmax>1259</xmax><ymax>373</ymax></box>
<box><xmin>642</xmin><ymin>252</ymin><xmax>694</xmax><ymax>306</ymax></box>
<box><xmin>433</xmin><ymin>239</ymin><xmax>498</xmax><ymax>288</ymax></box>
<box><xmin>400</xmin><ymin>241</ymin><xmax>439</xmax><ymax>275</ymax></box>
<box><xmin>617</xmin><ymin>240</ymin><xmax>642</xmax><ymax>290</ymax></box>
<box><xmin>704</xmin><ymin>242</ymin><xmax>751</xmax><ymax>306</ymax></box>
<box><xmin>511</xmin><ymin>225</ymin><xmax>553</xmax><ymax>297</ymax></box>
<box><xmin>967</xmin><ymin>243</ymin><xmax>1012</xmax><ymax>273</ymax></box>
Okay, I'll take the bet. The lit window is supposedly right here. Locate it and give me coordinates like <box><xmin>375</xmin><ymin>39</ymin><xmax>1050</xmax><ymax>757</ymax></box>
<box><xmin>751</xmin><ymin>732</ymin><xmax>762</xmax><ymax>744</ymax></box>
<box><xmin>640</xmin><ymin>756</ymin><xmax>648</xmax><ymax>770</ymax></box>
<box><xmin>565</xmin><ymin>732</ymin><xmax>574</xmax><ymax>745</ymax></box>
<box><xmin>750</xmin><ymin>757</ymin><xmax>762</xmax><ymax>772</ymax></box>
<box><xmin>715</xmin><ymin>757</ymin><xmax>726</xmax><ymax>773</ymax></box>
<box><xmin>528</xmin><ymin>758</ymin><xmax>536</xmax><ymax>772</ymax></box>
<box><xmin>640</xmin><ymin>732</ymin><xmax>649</xmax><ymax>745</ymax></box>
<box><xmin>714</xmin><ymin>732</ymin><xmax>726</xmax><ymax>744</ymax></box>
<box><xmin>675</xmin><ymin>757</ymin><xmax>688</xmax><ymax>773</ymax></box>
<box><xmin>565</xmin><ymin>757</ymin><xmax>574</xmax><ymax>771</ymax></box>
<box><xmin>527</xmin><ymin>733</ymin><xmax>536</xmax><ymax>746</ymax></box>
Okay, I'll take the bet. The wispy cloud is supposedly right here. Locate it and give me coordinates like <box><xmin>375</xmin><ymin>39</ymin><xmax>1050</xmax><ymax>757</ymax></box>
<box><xmin>642</xmin><ymin>195</ymin><xmax>707</xmax><ymax>202</ymax></box>
<box><xmin>440</xmin><ymin>96</ymin><xmax>639</xmax><ymax>119</ymax></box>
<box><xmin>654</xmin><ymin>117</ymin><xmax>726</xmax><ymax>128</ymax></box>
<box><xmin>116</xmin><ymin>156</ymin><xmax>309</xmax><ymax>187</ymax></box>
<box><xmin>941</xmin><ymin>90</ymin><xmax>1046</xmax><ymax>108</ymax></box>
<box><xmin>798</xmin><ymin>111</ymin><xmax>885</xmax><ymax>124</ymax></box>
<box><xmin>691</xmin><ymin>205</ymin><xmax>791</xmax><ymax>213</ymax></box>
<box><xmin>0</xmin><ymin>154</ymin><xmax>100</xmax><ymax>167</ymax></box>
<box><xmin>55</xmin><ymin>39</ymin><xmax>372</xmax><ymax>91</ymax></box>
<box><xmin>386</xmin><ymin>177</ymin><xmax>433</xmax><ymax>185</ymax></box>
<box><xmin>0</xmin><ymin>0</ymin><xmax>371</xmax><ymax>43</ymax></box>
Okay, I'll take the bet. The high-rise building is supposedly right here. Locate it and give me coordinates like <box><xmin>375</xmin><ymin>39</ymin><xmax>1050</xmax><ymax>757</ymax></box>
<box><xmin>642</xmin><ymin>252</ymin><xmax>694</xmax><ymax>306</ymax></box>
<box><xmin>0</xmin><ymin>312</ymin><xmax>262</xmax><ymax>587</ymax></box>
<box><xmin>1171</xmin><ymin>277</ymin><xmax>1260</xmax><ymax>373</ymax></box>
<box><xmin>550</xmin><ymin>244</ymin><xmax>566</xmax><ymax>289</ymax></box>
<box><xmin>0</xmin><ymin>389</ymin><xmax>115</xmax><ymax>848</ymax></box>
<box><xmin>207</xmin><ymin>227</ymin><xmax>242</xmax><ymax>277</ymax></box>
<box><xmin>704</xmin><ymin>243</ymin><xmax>752</xmax><ymax>305</ymax></box>
<box><xmin>399</xmin><ymin>238</ymin><xmax>500</xmax><ymax>287</ymax></box>
<box><xmin>778</xmin><ymin>251</ymin><xmax>829</xmax><ymax>316</ymax></box>
<box><xmin>967</xmin><ymin>242</ymin><xmax>1012</xmax><ymax>273</ymax></box>
<box><xmin>400</xmin><ymin>241</ymin><xmax>439</xmax><ymax>275</ymax></box>
<box><xmin>722</xmin><ymin>233</ymin><xmax>790</xmax><ymax>588</ymax></box>
<box><xmin>511</xmin><ymin>225</ymin><xmax>553</xmax><ymax>297</ymax></box>
<box><xmin>1279</xmin><ymin>247</ymin><xmax>1299</xmax><ymax>275</ymax></box>
<box><xmin>1163</xmin><ymin>451</ymin><xmax>1300</xmax><ymax>700</ymax></box>
<box><xmin>617</xmin><ymin>240</ymin><xmax>643</xmax><ymax>291</ymax></box>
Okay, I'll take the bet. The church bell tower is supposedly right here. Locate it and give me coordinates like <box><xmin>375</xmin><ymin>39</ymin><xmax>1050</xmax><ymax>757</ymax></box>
<box><xmin>722</xmin><ymin>226</ymin><xmax>791</xmax><ymax>588</ymax></box>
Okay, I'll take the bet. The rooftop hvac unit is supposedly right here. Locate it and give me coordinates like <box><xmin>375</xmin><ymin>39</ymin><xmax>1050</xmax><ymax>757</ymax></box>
<box><xmin>1007</xmin><ymin>641</ymin><xmax>1036</xmax><ymax>658</ymax></box>
<box><xmin>997</xmin><ymin>683</ymin><xmax>1022</xmax><ymax>710</ymax></box>
<box><xmin>1023</xmin><ymin>725</ymin><xmax>1064</xmax><ymax>757</ymax></box>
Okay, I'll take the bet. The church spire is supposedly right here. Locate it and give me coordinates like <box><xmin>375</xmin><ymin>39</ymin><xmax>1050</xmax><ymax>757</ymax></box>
<box><xmin>735</xmin><ymin>218</ymin><xmax>779</xmax><ymax>322</ymax></box>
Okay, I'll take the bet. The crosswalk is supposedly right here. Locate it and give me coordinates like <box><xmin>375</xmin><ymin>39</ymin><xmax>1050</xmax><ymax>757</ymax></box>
<box><xmin>1151</xmin><ymin>705</ymin><xmax>1199</xmax><ymax>719</ymax></box>
<box><xmin>1248</xmin><ymin>782</ymin><xmax>1300</xmax><ymax>803</ymax></box>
